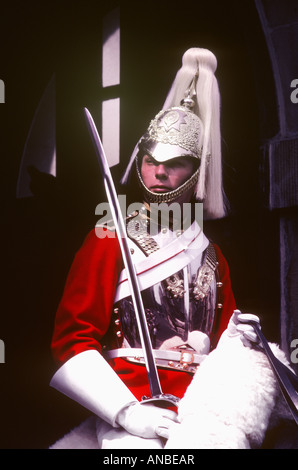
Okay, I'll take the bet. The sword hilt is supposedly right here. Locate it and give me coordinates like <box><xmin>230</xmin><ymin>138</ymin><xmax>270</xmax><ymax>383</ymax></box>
<box><xmin>141</xmin><ymin>393</ymin><xmax>181</xmax><ymax>408</ymax></box>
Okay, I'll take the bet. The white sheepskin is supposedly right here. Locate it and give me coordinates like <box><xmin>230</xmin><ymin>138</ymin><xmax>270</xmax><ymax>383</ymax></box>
<box><xmin>165</xmin><ymin>335</ymin><xmax>292</xmax><ymax>449</ymax></box>
<box><xmin>49</xmin><ymin>338</ymin><xmax>295</xmax><ymax>449</ymax></box>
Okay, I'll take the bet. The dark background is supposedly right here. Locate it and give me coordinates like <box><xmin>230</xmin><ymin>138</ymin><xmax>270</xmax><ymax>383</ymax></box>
<box><xmin>0</xmin><ymin>0</ymin><xmax>297</xmax><ymax>448</ymax></box>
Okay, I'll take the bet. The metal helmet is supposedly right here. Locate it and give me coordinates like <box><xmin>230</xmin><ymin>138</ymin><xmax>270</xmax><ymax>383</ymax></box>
<box><xmin>121</xmin><ymin>48</ymin><xmax>225</xmax><ymax>218</ymax></box>
<box><xmin>135</xmin><ymin>75</ymin><xmax>204</xmax><ymax>203</ymax></box>
<box><xmin>139</xmin><ymin>105</ymin><xmax>203</xmax><ymax>163</ymax></box>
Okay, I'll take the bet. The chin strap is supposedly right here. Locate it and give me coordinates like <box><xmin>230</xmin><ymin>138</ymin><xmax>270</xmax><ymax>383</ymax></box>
<box><xmin>50</xmin><ymin>350</ymin><xmax>138</xmax><ymax>427</ymax></box>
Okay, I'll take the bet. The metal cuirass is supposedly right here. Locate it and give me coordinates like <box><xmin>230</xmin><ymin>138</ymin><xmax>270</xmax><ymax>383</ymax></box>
<box><xmin>105</xmin><ymin>215</ymin><xmax>220</xmax><ymax>373</ymax></box>
<box><xmin>116</xmin><ymin>260</ymin><xmax>217</xmax><ymax>350</ymax></box>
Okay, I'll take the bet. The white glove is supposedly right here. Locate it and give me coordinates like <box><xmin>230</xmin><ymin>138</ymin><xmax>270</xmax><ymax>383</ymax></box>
<box><xmin>50</xmin><ymin>350</ymin><xmax>138</xmax><ymax>427</ymax></box>
<box><xmin>116</xmin><ymin>401</ymin><xmax>178</xmax><ymax>439</ymax></box>
<box><xmin>227</xmin><ymin>309</ymin><xmax>261</xmax><ymax>347</ymax></box>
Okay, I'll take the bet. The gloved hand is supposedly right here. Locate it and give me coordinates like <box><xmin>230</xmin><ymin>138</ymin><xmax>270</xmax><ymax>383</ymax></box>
<box><xmin>116</xmin><ymin>401</ymin><xmax>178</xmax><ymax>439</ymax></box>
<box><xmin>227</xmin><ymin>309</ymin><xmax>261</xmax><ymax>348</ymax></box>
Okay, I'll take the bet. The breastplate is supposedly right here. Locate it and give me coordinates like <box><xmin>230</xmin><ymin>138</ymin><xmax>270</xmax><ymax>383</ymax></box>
<box><xmin>106</xmin><ymin>215</ymin><xmax>219</xmax><ymax>373</ymax></box>
<box><xmin>114</xmin><ymin>236</ymin><xmax>218</xmax><ymax>351</ymax></box>
<box><xmin>116</xmin><ymin>264</ymin><xmax>216</xmax><ymax>351</ymax></box>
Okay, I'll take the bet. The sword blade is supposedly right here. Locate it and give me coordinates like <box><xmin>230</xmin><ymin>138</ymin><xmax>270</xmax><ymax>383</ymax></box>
<box><xmin>84</xmin><ymin>107</ymin><xmax>179</xmax><ymax>406</ymax></box>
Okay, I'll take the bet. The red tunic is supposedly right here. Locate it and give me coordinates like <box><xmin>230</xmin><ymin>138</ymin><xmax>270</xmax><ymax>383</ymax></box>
<box><xmin>51</xmin><ymin>227</ymin><xmax>236</xmax><ymax>401</ymax></box>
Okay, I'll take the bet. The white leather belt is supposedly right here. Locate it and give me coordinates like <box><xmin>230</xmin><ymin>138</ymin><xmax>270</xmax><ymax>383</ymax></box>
<box><xmin>104</xmin><ymin>347</ymin><xmax>206</xmax><ymax>374</ymax></box>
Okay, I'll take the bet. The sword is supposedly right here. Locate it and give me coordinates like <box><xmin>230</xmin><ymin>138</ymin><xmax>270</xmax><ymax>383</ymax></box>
<box><xmin>84</xmin><ymin>107</ymin><xmax>180</xmax><ymax>407</ymax></box>
<box><xmin>247</xmin><ymin>320</ymin><xmax>298</xmax><ymax>426</ymax></box>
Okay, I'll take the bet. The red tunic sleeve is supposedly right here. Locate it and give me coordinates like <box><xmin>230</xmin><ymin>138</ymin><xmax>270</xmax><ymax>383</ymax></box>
<box><xmin>51</xmin><ymin>227</ymin><xmax>123</xmax><ymax>365</ymax></box>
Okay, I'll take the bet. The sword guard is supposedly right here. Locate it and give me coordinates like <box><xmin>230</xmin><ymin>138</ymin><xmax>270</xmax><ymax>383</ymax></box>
<box><xmin>141</xmin><ymin>393</ymin><xmax>180</xmax><ymax>407</ymax></box>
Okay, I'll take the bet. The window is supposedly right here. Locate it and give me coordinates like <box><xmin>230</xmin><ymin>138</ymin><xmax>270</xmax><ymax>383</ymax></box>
<box><xmin>101</xmin><ymin>7</ymin><xmax>120</xmax><ymax>167</ymax></box>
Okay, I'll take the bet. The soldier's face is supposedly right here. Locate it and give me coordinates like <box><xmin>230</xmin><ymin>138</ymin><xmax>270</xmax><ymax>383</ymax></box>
<box><xmin>141</xmin><ymin>154</ymin><xmax>195</xmax><ymax>203</ymax></box>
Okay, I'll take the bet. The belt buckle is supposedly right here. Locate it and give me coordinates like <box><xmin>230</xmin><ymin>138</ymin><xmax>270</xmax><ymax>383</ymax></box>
<box><xmin>180</xmin><ymin>350</ymin><xmax>195</xmax><ymax>370</ymax></box>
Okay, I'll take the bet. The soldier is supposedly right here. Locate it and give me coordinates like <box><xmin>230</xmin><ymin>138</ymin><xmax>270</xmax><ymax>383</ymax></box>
<box><xmin>49</xmin><ymin>48</ymin><xmax>281</xmax><ymax>449</ymax></box>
